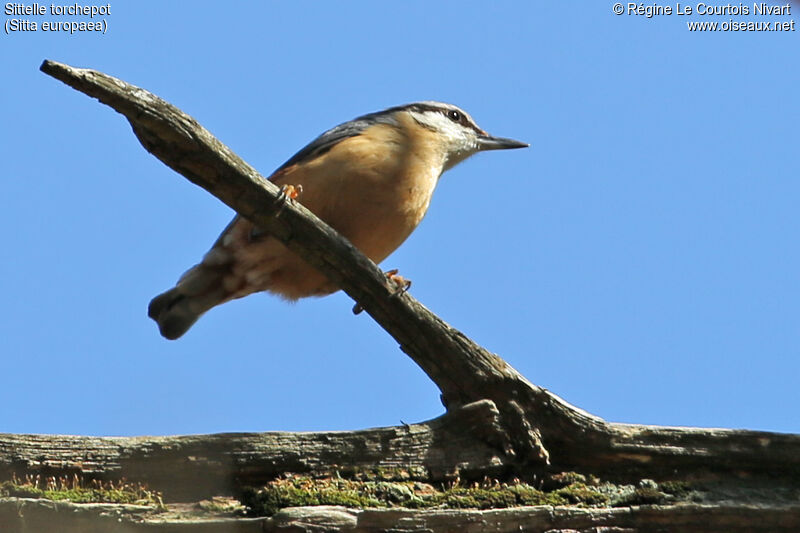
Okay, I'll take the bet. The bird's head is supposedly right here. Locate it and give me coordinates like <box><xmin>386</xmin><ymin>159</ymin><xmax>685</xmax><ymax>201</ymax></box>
<box><xmin>392</xmin><ymin>101</ymin><xmax>528</xmax><ymax>170</ymax></box>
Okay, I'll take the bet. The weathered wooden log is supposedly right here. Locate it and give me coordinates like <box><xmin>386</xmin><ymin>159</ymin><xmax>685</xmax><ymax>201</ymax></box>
<box><xmin>3</xmin><ymin>499</ymin><xmax>800</xmax><ymax>533</ymax></box>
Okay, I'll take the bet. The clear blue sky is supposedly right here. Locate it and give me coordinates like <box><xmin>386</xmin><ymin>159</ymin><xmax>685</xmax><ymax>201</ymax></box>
<box><xmin>2</xmin><ymin>2</ymin><xmax>798</xmax><ymax>437</ymax></box>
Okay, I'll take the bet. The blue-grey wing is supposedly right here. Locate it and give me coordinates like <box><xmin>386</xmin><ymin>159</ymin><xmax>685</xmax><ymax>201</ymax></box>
<box><xmin>272</xmin><ymin>110</ymin><xmax>400</xmax><ymax>175</ymax></box>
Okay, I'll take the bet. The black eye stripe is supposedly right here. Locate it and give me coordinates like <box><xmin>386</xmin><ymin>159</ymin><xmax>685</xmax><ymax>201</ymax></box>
<box><xmin>394</xmin><ymin>103</ymin><xmax>480</xmax><ymax>133</ymax></box>
<box><xmin>445</xmin><ymin>109</ymin><xmax>474</xmax><ymax>129</ymax></box>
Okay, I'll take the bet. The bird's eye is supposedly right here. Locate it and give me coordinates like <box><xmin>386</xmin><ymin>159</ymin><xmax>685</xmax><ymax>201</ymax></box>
<box><xmin>447</xmin><ymin>110</ymin><xmax>461</xmax><ymax>122</ymax></box>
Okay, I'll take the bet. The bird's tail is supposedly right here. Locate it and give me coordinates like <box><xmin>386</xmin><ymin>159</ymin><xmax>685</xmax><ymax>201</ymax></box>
<box><xmin>148</xmin><ymin>262</ymin><xmax>231</xmax><ymax>340</ymax></box>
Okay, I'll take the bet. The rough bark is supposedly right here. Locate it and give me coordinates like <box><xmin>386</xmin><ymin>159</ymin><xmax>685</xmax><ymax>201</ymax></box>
<box><xmin>3</xmin><ymin>499</ymin><xmax>800</xmax><ymax>533</ymax></box>
<box><xmin>5</xmin><ymin>59</ymin><xmax>795</xmax><ymax>531</ymax></box>
<box><xmin>3</xmin><ymin>399</ymin><xmax>800</xmax><ymax>501</ymax></box>
<box><xmin>0</xmin><ymin>403</ymin><xmax>505</xmax><ymax>501</ymax></box>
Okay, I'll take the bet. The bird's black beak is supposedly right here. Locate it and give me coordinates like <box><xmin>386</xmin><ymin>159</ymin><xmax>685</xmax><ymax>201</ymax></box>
<box><xmin>477</xmin><ymin>135</ymin><xmax>529</xmax><ymax>151</ymax></box>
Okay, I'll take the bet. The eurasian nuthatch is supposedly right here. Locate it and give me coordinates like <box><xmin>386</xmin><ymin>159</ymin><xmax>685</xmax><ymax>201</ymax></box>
<box><xmin>149</xmin><ymin>102</ymin><xmax>527</xmax><ymax>339</ymax></box>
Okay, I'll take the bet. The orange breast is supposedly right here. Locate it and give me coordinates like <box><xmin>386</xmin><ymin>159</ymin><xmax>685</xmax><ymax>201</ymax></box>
<box><xmin>271</xmin><ymin>120</ymin><xmax>445</xmax><ymax>264</ymax></box>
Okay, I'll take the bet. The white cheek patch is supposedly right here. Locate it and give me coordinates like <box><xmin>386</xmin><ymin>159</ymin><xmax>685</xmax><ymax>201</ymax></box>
<box><xmin>408</xmin><ymin>110</ymin><xmax>448</xmax><ymax>132</ymax></box>
<box><xmin>407</xmin><ymin>109</ymin><xmax>482</xmax><ymax>172</ymax></box>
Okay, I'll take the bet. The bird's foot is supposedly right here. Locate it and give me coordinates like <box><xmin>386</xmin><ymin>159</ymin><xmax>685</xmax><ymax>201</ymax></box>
<box><xmin>352</xmin><ymin>269</ymin><xmax>412</xmax><ymax>315</ymax></box>
<box><xmin>275</xmin><ymin>184</ymin><xmax>303</xmax><ymax>213</ymax></box>
<box><xmin>384</xmin><ymin>268</ymin><xmax>412</xmax><ymax>296</ymax></box>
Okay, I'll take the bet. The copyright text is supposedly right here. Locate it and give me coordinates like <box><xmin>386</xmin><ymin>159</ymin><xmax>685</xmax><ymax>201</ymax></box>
<box><xmin>612</xmin><ymin>2</ymin><xmax>795</xmax><ymax>32</ymax></box>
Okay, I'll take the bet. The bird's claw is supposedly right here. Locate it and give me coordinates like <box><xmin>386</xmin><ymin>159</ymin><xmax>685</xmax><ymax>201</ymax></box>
<box><xmin>352</xmin><ymin>269</ymin><xmax>412</xmax><ymax>315</ymax></box>
<box><xmin>384</xmin><ymin>268</ymin><xmax>412</xmax><ymax>296</ymax></box>
<box><xmin>275</xmin><ymin>184</ymin><xmax>303</xmax><ymax>213</ymax></box>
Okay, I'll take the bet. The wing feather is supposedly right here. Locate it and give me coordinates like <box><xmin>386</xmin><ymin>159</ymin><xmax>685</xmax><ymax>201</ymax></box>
<box><xmin>271</xmin><ymin>110</ymin><xmax>401</xmax><ymax>175</ymax></box>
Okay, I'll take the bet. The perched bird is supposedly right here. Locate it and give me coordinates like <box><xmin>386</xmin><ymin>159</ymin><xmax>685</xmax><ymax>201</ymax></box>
<box><xmin>149</xmin><ymin>101</ymin><xmax>527</xmax><ymax>339</ymax></box>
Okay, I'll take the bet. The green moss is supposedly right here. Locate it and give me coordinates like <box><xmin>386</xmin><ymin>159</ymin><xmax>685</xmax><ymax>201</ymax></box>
<box><xmin>243</xmin><ymin>475</ymin><xmax>690</xmax><ymax>516</ymax></box>
<box><xmin>0</xmin><ymin>476</ymin><xmax>162</xmax><ymax>506</ymax></box>
<box><xmin>1</xmin><ymin>481</ymin><xmax>45</xmax><ymax>499</ymax></box>
<box><xmin>508</xmin><ymin>483</ymin><xmax>568</xmax><ymax>506</ymax></box>
<box><xmin>546</xmin><ymin>471</ymin><xmax>587</xmax><ymax>489</ymax></box>
<box><xmin>438</xmin><ymin>487</ymin><xmax>519</xmax><ymax>509</ymax></box>
<box><xmin>553</xmin><ymin>483</ymin><xmax>610</xmax><ymax>506</ymax></box>
<box><xmin>242</xmin><ymin>479</ymin><xmax>383</xmax><ymax>517</ymax></box>
<box><xmin>659</xmin><ymin>480</ymin><xmax>695</xmax><ymax>497</ymax></box>
<box><xmin>242</xmin><ymin>475</ymin><xmax>581</xmax><ymax>517</ymax></box>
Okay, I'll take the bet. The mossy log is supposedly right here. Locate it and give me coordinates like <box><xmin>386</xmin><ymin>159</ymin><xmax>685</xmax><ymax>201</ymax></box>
<box><xmin>2</xmin><ymin>60</ymin><xmax>796</xmax><ymax>532</ymax></box>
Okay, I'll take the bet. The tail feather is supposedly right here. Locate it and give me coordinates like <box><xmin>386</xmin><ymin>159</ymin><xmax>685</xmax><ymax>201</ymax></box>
<box><xmin>148</xmin><ymin>263</ymin><xmax>231</xmax><ymax>340</ymax></box>
<box><xmin>149</xmin><ymin>216</ymin><xmax>271</xmax><ymax>339</ymax></box>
